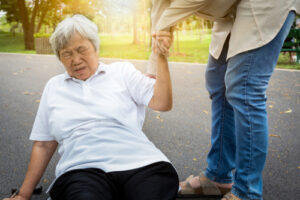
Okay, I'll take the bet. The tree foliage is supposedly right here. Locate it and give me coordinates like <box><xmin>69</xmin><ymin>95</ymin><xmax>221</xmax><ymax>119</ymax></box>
<box><xmin>0</xmin><ymin>0</ymin><xmax>213</xmax><ymax>52</ymax></box>
<box><xmin>0</xmin><ymin>0</ymin><xmax>103</xmax><ymax>50</ymax></box>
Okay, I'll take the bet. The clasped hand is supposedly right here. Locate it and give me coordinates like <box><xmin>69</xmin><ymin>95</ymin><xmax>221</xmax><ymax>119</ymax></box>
<box><xmin>152</xmin><ymin>31</ymin><xmax>173</xmax><ymax>56</ymax></box>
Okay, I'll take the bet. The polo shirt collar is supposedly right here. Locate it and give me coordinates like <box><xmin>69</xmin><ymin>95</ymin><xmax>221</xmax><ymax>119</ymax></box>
<box><xmin>64</xmin><ymin>62</ymin><xmax>106</xmax><ymax>81</ymax></box>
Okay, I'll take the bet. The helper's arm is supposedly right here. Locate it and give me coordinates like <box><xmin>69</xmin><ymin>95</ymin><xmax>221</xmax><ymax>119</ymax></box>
<box><xmin>146</xmin><ymin>0</ymin><xmax>237</xmax><ymax>76</ymax></box>
<box><xmin>146</xmin><ymin>0</ymin><xmax>208</xmax><ymax>76</ymax></box>
<box><xmin>155</xmin><ymin>0</ymin><xmax>238</xmax><ymax>31</ymax></box>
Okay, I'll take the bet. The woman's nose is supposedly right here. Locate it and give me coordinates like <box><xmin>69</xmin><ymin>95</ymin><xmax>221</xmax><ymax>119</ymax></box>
<box><xmin>72</xmin><ymin>52</ymin><xmax>82</xmax><ymax>65</ymax></box>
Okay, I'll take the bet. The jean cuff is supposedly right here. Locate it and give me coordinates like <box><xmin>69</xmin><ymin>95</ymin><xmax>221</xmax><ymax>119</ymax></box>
<box><xmin>204</xmin><ymin>170</ymin><xmax>233</xmax><ymax>184</ymax></box>
<box><xmin>231</xmin><ymin>187</ymin><xmax>263</xmax><ymax>200</ymax></box>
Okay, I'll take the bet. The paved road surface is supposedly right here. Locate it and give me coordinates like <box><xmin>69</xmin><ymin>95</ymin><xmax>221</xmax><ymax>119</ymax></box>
<box><xmin>0</xmin><ymin>53</ymin><xmax>299</xmax><ymax>199</ymax></box>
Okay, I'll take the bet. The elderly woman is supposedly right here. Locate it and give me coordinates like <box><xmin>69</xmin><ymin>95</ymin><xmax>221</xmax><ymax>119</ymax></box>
<box><xmin>4</xmin><ymin>15</ymin><xmax>178</xmax><ymax>200</ymax></box>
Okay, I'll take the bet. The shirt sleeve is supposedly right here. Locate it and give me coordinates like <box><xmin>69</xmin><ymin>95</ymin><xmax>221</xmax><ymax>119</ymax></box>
<box><xmin>155</xmin><ymin>0</ymin><xmax>236</xmax><ymax>31</ymax></box>
<box><xmin>123</xmin><ymin>62</ymin><xmax>156</xmax><ymax>106</ymax></box>
<box><xmin>29</xmin><ymin>80</ymin><xmax>56</xmax><ymax>141</ymax></box>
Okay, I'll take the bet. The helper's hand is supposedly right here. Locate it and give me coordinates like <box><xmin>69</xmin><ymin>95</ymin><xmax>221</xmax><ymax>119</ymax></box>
<box><xmin>152</xmin><ymin>30</ymin><xmax>173</xmax><ymax>56</ymax></box>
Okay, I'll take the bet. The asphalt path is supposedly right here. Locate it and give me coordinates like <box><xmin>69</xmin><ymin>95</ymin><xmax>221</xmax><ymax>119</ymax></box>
<box><xmin>0</xmin><ymin>53</ymin><xmax>299</xmax><ymax>200</ymax></box>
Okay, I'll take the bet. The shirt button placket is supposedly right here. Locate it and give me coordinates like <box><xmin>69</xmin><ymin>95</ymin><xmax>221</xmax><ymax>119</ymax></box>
<box><xmin>82</xmin><ymin>82</ymin><xmax>90</xmax><ymax>101</ymax></box>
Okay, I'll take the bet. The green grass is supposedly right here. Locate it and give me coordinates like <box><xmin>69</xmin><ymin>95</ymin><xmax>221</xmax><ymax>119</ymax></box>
<box><xmin>99</xmin><ymin>32</ymin><xmax>210</xmax><ymax>63</ymax></box>
<box><xmin>169</xmin><ymin>33</ymin><xmax>210</xmax><ymax>63</ymax></box>
<box><xmin>277</xmin><ymin>53</ymin><xmax>300</xmax><ymax>69</ymax></box>
<box><xmin>0</xmin><ymin>31</ymin><xmax>35</xmax><ymax>54</ymax></box>
<box><xmin>277</xmin><ymin>63</ymin><xmax>300</xmax><ymax>70</ymax></box>
<box><xmin>0</xmin><ymin>31</ymin><xmax>299</xmax><ymax>69</ymax></box>
<box><xmin>99</xmin><ymin>34</ymin><xmax>151</xmax><ymax>60</ymax></box>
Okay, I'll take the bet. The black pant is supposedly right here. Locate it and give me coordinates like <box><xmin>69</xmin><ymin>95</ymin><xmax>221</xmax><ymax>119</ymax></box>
<box><xmin>50</xmin><ymin>162</ymin><xmax>179</xmax><ymax>200</ymax></box>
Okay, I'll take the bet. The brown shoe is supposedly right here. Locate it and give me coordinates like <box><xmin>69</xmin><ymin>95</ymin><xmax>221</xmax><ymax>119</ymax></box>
<box><xmin>177</xmin><ymin>172</ymin><xmax>231</xmax><ymax>198</ymax></box>
<box><xmin>223</xmin><ymin>192</ymin><xmax>242</xmax><ymax>200</ymax></box>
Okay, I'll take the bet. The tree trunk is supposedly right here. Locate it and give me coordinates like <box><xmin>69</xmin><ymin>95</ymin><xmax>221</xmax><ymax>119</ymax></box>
<box><xmin>149</xmin><ymin>2</ymin><xmax>152</xmax><ymax>49</ymax></box>
<box><xmin>176</xmin><ymin>30</ymin><xmax>180</xmax><ymax>53</ymax></box>
<box><xmin>36</xmin><ymin>0</ymin><xmax>49</xmax><ymax>33</ymax></box>
<box><xmin>24</xmin><ymin>27</ymin><xmax>35</xmax><ymax>50</ymax></box>
<box><xmin>133</xmin><ymin>12</ymin><xmax>138</xmax><ymax>44</ymax></box>
<box><xmin>36</xmin><ymin>8</ymin><xmax>48</xmax><ymax>33</ymax></box>
<box><xmin>17</xmin><ymin>0</ymin><xmax>37</xmax><ymax>50</ymax></box>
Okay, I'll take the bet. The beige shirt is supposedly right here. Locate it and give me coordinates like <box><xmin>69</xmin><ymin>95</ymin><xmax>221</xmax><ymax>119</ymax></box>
<box><xmin>147</xmin><ymin>0</ymin><xmax>300</xmax><ymax>75</ymax></box>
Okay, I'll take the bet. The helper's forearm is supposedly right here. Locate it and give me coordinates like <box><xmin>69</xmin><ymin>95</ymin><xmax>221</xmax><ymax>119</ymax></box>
<box><xmin>19</xmin><ymin>141</ymin><xmax>57</xmax><ymax>199</ymax></box>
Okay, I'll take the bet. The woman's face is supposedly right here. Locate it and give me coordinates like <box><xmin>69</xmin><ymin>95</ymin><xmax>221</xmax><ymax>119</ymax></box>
<box><xmin>59</xmin><ymin>33</ymin><xmax>99</xmax><ymax>81</ymax></box>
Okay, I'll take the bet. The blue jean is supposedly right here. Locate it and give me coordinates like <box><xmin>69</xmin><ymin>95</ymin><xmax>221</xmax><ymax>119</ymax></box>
<box><xmin>204</xmin><ymin>11</ymin><xmax>295</xmax><ymax>200</ymax></box>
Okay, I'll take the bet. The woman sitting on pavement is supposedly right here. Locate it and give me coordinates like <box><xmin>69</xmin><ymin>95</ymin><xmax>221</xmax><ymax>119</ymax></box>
<box><xmin>4</xmin><ymin>14</ymin><xmax>178</xmax><ymax>200</ymax></box>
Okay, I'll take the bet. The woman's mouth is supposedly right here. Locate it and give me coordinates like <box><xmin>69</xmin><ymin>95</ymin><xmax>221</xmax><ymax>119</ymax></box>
<box><xmin>74</xmin><ymin>67</ymin><xmax>86</xmax><ymax>73</ymax></box>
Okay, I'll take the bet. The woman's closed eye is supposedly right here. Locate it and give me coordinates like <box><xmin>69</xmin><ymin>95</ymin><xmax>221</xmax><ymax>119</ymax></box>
<box><xmin>62</xmin><ymin>51</ymin><xmax>72</xmax><ymax>58</ymax></box>
<box><xmin>77</xmin><ymin>46</ymin><xmax>89</xmax><ymax>54</ymax></box>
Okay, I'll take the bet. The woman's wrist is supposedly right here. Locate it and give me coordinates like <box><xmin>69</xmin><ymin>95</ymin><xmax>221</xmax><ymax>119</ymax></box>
<box><xmin>18</xmin><ymin>187</ymin><xmax>32</xmax><ymax>200</ymax></box>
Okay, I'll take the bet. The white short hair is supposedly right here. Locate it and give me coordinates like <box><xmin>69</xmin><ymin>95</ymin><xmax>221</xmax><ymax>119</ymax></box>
<box><xmin>49</xmin><ymin>14</ymin><xmax>100</xmax><ymax>58</ymax></box>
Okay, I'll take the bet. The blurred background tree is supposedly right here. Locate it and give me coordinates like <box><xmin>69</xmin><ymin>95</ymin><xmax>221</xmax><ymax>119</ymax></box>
<box><xmin>0</xmin><ymin>0</ymin><xmax>215</xmax><ymax>64</ymax></box>
<box><xmin>0</xmin><ymin>0</ymin><xmax>298</xmax><ymax>68</ymax></box>
<box><xmin>0</xmin><ymin>0</ymin><xmax>210</xmax><ymax>51</ymax></box>
<box><xmin>0</xmin><ymin>0</ymin><xmax>103</xmax><ymax>50</ymax></box>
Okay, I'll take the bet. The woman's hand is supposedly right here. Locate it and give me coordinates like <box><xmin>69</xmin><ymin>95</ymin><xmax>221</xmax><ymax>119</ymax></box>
<box><xmin>3</xmin><ymin>194</ymin><xmax>29</xmax><ymax>200</ymax></box>
<box><xmin>2</xmin><ymin>141</ymin><xmax>58</xmax><ymax>200</ymax></box>
<box><xmin>152</xmin><ymin>31</ymin><xmax>173</xmax><ymax>56</ymax></box>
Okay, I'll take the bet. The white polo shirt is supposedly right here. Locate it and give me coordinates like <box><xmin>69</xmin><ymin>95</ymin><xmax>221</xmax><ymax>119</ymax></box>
<box><xmin>30</xmin><ymin>62</ymin><xmax>170</xmax><ymax>181</ymax></box>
